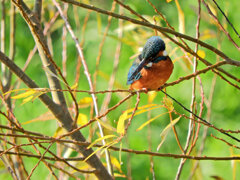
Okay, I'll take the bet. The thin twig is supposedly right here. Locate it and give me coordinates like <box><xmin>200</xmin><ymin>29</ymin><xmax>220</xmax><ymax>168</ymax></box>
<box><xmin>160</xmin><ymin>90</ymin><xmax>240</xmax><ymax>143</ymax></box>
<box><xmin>202</xmin><ymin>0</ymin><xmax>240</xmax><ymax>50</ymax></box>
<box><xmin>0</xmin><ymin>48</ymin><xmax>112</xmax><ymax>180</ymax></box>
<box><xmin>124</xmin><ymin>92</ymin><xmax>140</xmax><ymax>135</ymax></box>
<box><xmin>1</xmin><ymin>147</ymin><xmax>240</xmax><ymax>161</ymax></box>
<box><xmin>175</xmin><ymin>1</ymin><xmax>202</xmax><ymax>178</ymax></box>
<box><xmin>211</xmin><ymin>134</ymin><xmax>240</xmax><ymax>150</ymax></box>
<box><xmin>211</xmin><ymin>0</ymin><xmax>240</xmax><ymax>38</ymax></box>
<box><xmin>100</xmin><ymin>2</ymin><xmax>123</xmax><ymax>115</ymax></box>
<box><xmin>28</xmin><ymin>140</ymin><xmax>58</xmax><ymax>180</ymax></box>
<box><xmin>61</xmin><ymin>0</ymin><xmax>240</xmax><ymax>66</ymax></box>
<box><xmin>52</xmin><ymin>1</ymin><xmax>113</xmax><ymax>176</ymax></box>
<box><xmin>27</xmin><ymin>142</ymin><xmax>54</xmax><ymax>180</ymax></box>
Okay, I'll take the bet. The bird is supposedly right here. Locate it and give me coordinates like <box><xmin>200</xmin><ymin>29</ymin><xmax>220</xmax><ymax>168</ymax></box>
<box><xmin>127</xmin><ymin>36</ymin><xmax>173</xmax><ymax>90</ymax></box>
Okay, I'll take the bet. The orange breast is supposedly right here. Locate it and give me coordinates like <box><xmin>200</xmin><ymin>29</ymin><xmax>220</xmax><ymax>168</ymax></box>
<box><xmin>130</xmin><ymin>58</ymin><xmax>173</xmax><ymax>90</ymax></box>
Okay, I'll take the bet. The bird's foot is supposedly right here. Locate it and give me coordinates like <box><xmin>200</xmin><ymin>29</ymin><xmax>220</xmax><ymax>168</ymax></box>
<box><xmin>141</xmin><ymin>88</ymin><xmax>149</xmax><ymax>94</ymax></box>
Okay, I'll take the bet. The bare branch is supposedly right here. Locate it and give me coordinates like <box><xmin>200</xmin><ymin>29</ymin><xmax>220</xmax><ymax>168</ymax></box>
<box><xmin>0</xmin><ymin>51</ymin><xmax>113</xmax><ymax>180</ymax></box>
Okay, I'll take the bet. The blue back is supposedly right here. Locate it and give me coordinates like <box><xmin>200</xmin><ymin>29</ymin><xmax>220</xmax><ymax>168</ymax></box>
<box><xmin>127</xmin><ymin>58</ymin><xmax>142</xmax><ymax>85</ymax></box>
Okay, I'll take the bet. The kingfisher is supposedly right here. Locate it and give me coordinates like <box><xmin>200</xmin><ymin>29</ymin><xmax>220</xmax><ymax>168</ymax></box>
<box><xmin>127</xmin><ymin>36</ymin><xmax>173</xmax><ymax>90</ymax></box>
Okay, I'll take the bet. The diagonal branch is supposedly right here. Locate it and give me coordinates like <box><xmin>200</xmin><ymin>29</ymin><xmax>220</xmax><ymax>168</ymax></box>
<box><xmin>33</xmin><ymin>0</ymin><xmax>42</xmax><ymax>21</ymax></box>
<box><xmin>0</xmin><ymin>51</ymin><xmax>112</xmax><ymax>180</ymax></box>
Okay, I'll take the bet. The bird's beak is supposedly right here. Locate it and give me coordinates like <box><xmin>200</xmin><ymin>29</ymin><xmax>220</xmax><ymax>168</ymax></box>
<box><xmin>129</xmin><ymin>58</ymin><xmax>148</xmax><ymax>81</ymax></box>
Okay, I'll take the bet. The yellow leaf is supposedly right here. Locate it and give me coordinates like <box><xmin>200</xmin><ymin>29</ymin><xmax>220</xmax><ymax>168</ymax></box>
<box><xmin>100</xmin><ymin>141</ymin><xmax>118</xmax><ymax>155</ymax></box>
<box><xmin>53</xmin><ymin>127</ymin><xmax>65</xmax><ymax>137</ymax></box>
<box><xmin>129</xmin><ymin>104</ymin><xmax>158</xmax><ymax>112</ymax></box>
<box><xmin>200</xmin><ymin>30</ymin><xmax>216</xmax><ymax>40</ymax></box>
<box><xmin>111</xmin><ymin>156</ymin><xmax>122</xmax><ymax>173</ymax></box>
<box><xmin>131</xmin><ymin>105</ymin><xmax>163</xmax><ymax>118</ymax></box>
<box><xmin>78</xmin><ymin>97</ymin><xmax>92</xmax><ymax>105</ymax></box>
<box><xmin>117</xmin><ymin>104</ymin><xmax>163</xmax><ymax>134</ymax></box>
<box><xmin>157</xmin><ymin>117</ymin><xmax>181</xmax><ymax>151</ymax></box>
<box><xmin>208</xmin><ymin>3</ymin><xmax>217</xmax><ymax>16</ymax></box>
<box><xmin>74</xmin><ymin>162</ymin><xmax>90</xmax><ymax>171</ymax></box>
<box><xmin>166</xmin><ymin>0</ymin><xmax>173</xmax><ymax>2</ymax></box>
<box><xmin>125</xmin><ymin>104</ymin><xmax>161</xmax><ymax>117</ymax></box>
<box><xmin>136</xmin><ymin>112</ymin><xmax>168</xmax><ymax>131</ymax></box>
<box><xmin>120</xmin><ymin>105</ymin><xmax>164</xmax><ymax>125</ymax></box>
<box><xmin>70</xmin><ymin>82</ymin><xmax>78</xmax><ymax>89</ymax></box>
<box><xmin>148</xmin><ymin>91</ymin><xmax>157</xmax><ymax>103</ymax></box>
<box><xmin>23</xmin><ymin>111</ymin><xmax>55</xmax><ymax>125</ymax></box>
<box><xmin>138</xmin><ymin>104</ymin><xmax>161</xmax><ymax>111</ymax></box>
<box><xmin>21</xmin><ymin>96</ymin><xmax>34</xmax><ymax>105</ymax></box>
<box><xmin>84</xmin><ymin>145</ymin><xmax>105</xmax><ymax>162</ymax></box>
<box><xmin>114</xmin><ymin>173</ymin><xmax>126</xmax><ymax>178</ymax></box>
<box><xmin>11</xmin><ymin>89</ymin><xmax>47</xmax><ymax>104</ymax></box>
<box><xmin>77</xmin><ymin>113</ymin><xmax>88</xmax><ymax>126</ymax></box>
<box><xmin>12</xmin><ymin>90</ymin><xmax>37</xmax><ymax>99</ymax></box>
<box><xmin>96</xmin><ymin>13</ymin><xmax>102</xmax><ymax>34</ymax></box>
<box><xmin>33</xmin><ymin>92</ymin><xmax>45</xmax><ymax>101</ymax></box>
<box><xmin>182</xmin><ymin>56</ymin><xmax>192</xmax><ymax>70</ymax></box>
<box><xmin>84</xmin><ymin>141</ymin><xmax>114</xmax><ymax>162</ymax></box>
<box><xmin>0</xmin><ymin>159</ymin><xmax>5</xmax><ymax>168</ymax></box>
<box><xmin>87</xmin><ymin>135</ymin><xmax>116</xmax><ymax>149</ymax></box>
<box><xmin>96</xmin><ymin>118</ymin><xmax>116</xmax><ymax>132</ymax></box>
<box><xmin>197</xmin><ymin>50</ymin><xmax>206</xmax><ymax>59</ymax></box>
<box><xmin>3</xmin><ymin>88</ymin><xmax>29</xmax><ymax>96</ymax></box>
<box><xmin>175</xmin><ymin>0</ymin><xmax>185</xmax><ymax>34</ymax></box>
<box><xmin>117</xmin><ymin>111</ymin><xmax>128</xmax><ymax>135</ymax></box>
<box><xmin>162</xmin><ymin>97</ymin><xmax>174</xmax><ymax>112</ymax></box>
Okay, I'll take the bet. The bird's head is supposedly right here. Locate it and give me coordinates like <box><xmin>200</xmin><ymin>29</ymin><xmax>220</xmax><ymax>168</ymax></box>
<box><xmin>141</xmin><ymin>36</ymin><xmax>166</xmax><ymax>61</ymax></box>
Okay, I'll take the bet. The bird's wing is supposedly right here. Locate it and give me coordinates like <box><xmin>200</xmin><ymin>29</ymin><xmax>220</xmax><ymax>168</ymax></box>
<box><xmin>127</xmin><ymin>59</ymin><xmax>142</xmax><ymax>85</ymax></box>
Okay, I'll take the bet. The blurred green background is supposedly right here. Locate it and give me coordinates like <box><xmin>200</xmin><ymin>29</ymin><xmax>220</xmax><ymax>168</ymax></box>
<box><xmin>1</xmin><ymin>0</ymin><xmax>240</xmax><ymax>179</ymax></box>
